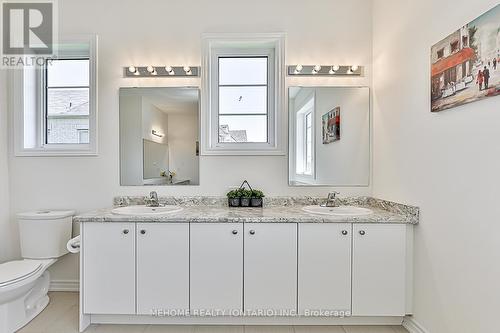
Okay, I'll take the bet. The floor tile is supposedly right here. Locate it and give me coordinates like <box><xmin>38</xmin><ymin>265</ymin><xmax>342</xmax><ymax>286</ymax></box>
<box><xmin>145</xmin><ymin>325</ymin><xmax>196</xmax><ymax>333</ymax></box>
<box><xmin>245</xmin><ymin>326</ymin><xmax>294</xmax><ymax>333</ymax></box>
<box><xmin>194</xmin><ymin>325</ymin><xmax>244</xmax><ymax>333</ymax></box>
<box><xmin>87</xmin><ymin>324</ymin><xmax>148</xmax><ymax>333</ymax></box>
<box><xmin>294</xmin><ymin>325</ymin><xmax>346</xmax><ymax>333</ymax></box>
<box><xmin>389</xmin><ymin>327</ymin><xmax>409</xmax><ymax>333</ymax></box>
<box><xmin>342</xmin><ymin>326</ymin><xmax>395</xmax><ymax>333</ymax></box>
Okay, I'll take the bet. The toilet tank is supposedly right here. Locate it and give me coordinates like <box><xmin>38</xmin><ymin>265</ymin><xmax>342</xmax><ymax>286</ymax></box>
<box><xmin>17</xmin><ymin>210</ymin><xmax>75</xmax><ymax>259</ymax></box>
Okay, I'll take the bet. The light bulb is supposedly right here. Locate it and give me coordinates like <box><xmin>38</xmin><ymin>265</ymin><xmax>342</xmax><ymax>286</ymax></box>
<box><xmin>329</xmin><ymin>67</ymin><xmax>336</xmax><ymax>75</ymax></box>
<box><xmin>147</xmin><ymin>65</ymin><xmax>155</xmax><ymax>73</ymax></box>
<box><xmin>351</xmin><ymin>65</ymin><xmax>359</xmax><ymax>71</ymax></box>
<box><xmin>314</xmin><ymin>65</ymin><xmax>321</xmax><ymax>72</ymax></box>
<box><xmin>128</xmin><ymin>66</ymin><xmax>136</xmax><ymax>73</ymax></box>
<box><xmin>165</xmin><ymin>66</ymin><xmax>173</xmax><ymax>73</ymax></box>
<box><xmin>183</xmin><ymin>66</ymin><xmax>191</xmax><ymax>73</ymax></box>
<box><xmin>295</xmin><ymin>64</ymin><xmax>303</xmax><ymax>72</ymax></box>
<box><xmin>332</xmin><ymin>65</ymin><xmax>340</xmax><ymax>71</ymax></box>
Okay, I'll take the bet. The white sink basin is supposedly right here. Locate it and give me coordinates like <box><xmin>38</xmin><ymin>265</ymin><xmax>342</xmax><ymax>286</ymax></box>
<box><xmin>111</xmin><ymin>205</ymin><xmax>183</xmax><ymax>216</ymax></box>
<box><xmin>302</xmin><ymin>205</ymin><xmax>373</xmax><ymax>216</ymax></box>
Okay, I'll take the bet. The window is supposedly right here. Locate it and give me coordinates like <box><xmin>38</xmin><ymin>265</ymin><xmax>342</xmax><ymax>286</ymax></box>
<box><xmin>450</xmin><ymin>40</ymin><xmax>459</xmax><ymax>53</ymax></box>
<box><xmin>45</xmin><ymin>59</ymin><xmax>90</xmax><ymax>144</ymax></box>
<box><xmin>218</xmin><ymin>57</ymin><xmax>268</xmax><ymax>143</ymax></box>
<box><xmin>13</xmin><ymin>35</ymin><xmax>98</xmax><ymax>156</ymax></box>
<box><xmin>201</xmin><ymin>33</ymin><xmax>285</xmax><ymax>155</ymax></box>
<box><xmin>437</xmin><ymin>48</ymin><xmax>444</xmax><ymax>59</ymax></box>
<box><xmin>305</xmin><ymin>112</ymin><xmax>313</xmax><ymax>174</ymax></box>
<box><xmin>295</xmin><ymin>96</ymin><xmax>314</xmax><ymax>177</ymax></box>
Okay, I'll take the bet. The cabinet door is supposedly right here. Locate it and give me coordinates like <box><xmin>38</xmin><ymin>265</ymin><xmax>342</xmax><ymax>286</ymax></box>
<box><xmin>352</xmin><ymin>224</ymin><xmax>406</xmax><ymax>316</ymax></box>
<box><xmin>298</xmin><ymin>223</ymin><xmax>351</xmax><ymax>314</ymax></box>
<box><xmin>136</xmin><ymin>223</ymin><xmax>189</xmax><ymax>315</ymax></box>
<box><xmin>190</xmin><ymin>223</ymin><xmax>243</xmax><ymax>312</ymax></box>
<box><xmin>83</xmin><ymin>222</ymin><xmax>135</xmax><ymax>314</ymax></box>
<box><xmin>244</xmin><ymin>223</ymin><xmax>297</xmax><ymax>312</ymax></box>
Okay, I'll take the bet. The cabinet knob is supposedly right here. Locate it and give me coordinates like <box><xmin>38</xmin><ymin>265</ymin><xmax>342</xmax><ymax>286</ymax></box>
<box><xmin>232</xmin><ymin>230</ymin><xmax>238</xmax><ymax>235</ymax></box>
<box><xmin>140</xmin><ymin>229</ymin><xmax>146</xmax><ymax>235</ymax></box>
<box><xmin>341</xmin><ymin>230</ymin><xmax>348</xmax><ymax>235</ymax></box>
<box><xmin>122</xmin><ymin>229</ymin><xmax>129</xmax><ymax>235</ymax></box>
<box><xmin>249</xmin><ymin>230</ymin><xmax>256</xmax><ymax>235</ymax></box>
<box><xmin>359</xmin><ymin>230</ymin><xmax>366</xmax><ymax>235</ymax></box>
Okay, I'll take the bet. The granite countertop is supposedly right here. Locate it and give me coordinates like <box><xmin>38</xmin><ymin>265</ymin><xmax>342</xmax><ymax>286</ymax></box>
<box><xmin>74</xmin><ymin>196</ymin><xmax>419</xmax><ymax>224</ymax></box>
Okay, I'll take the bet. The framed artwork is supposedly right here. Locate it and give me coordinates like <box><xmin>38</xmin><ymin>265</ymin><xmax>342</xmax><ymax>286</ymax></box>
<box><xmin>431</xmin><ymin>4</ymin><xmax>500</xmax><ymax>112</ymax></box>
<box><xmin>322</xmin><ymin>107</ymin><xmax>340</xmax><ymax>144</ymax></box>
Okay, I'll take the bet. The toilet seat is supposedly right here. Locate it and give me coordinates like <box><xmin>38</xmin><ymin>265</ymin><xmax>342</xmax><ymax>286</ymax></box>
<box><xmin>0</xmin><ymin>260</ymin><xmax>43</xmax><ymax>288</ymax></box>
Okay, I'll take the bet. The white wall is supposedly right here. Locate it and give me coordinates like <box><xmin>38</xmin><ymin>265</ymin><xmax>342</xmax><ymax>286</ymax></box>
<box><xmin>372</xmin><ymin>1</ymin><xmax>500</xmax><ymax>332</ymax></box>
<box><xmin>168</xmin><ymin>112</ymin><xmax>200</xmax><ymax>185</ymax></box>
<box><xmin>0</xmin><ymin>71</ymin><xmax>17</xmax><ymax>263</ymax></box>
<box><xmin>7</xmin><ymin>0</ymin><xmax>373</xmax><ymax>282</ymax></box>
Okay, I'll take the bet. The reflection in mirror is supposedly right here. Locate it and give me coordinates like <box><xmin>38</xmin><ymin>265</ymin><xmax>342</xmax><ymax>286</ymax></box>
<box><xmin>120</xmin><ymin>87</ymin><xmax>199</xmax><ymax>186</ymax></box>
<box><xmin>288</xmin><ymin>87</ymin><xmax>370</xmax><ymax>186</ymax></box>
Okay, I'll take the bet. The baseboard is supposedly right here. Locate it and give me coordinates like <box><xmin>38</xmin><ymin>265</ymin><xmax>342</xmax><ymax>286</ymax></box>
<box><xmin>49</xmin><ymin>279</ymin><xmax>79</xmax><ymax>292</ymax></box>
<box><xmin>402</xmin><ymin>316</ymin><xmax>429</xmax><ymax>333</ymax></box>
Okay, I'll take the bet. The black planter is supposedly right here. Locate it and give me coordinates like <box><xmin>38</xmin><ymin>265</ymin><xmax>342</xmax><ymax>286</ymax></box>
<box><xmin>240</xmin><ymin>198</ymin><xmax>251</xmax><ymax>207</ymax></box>
<box><xmin>228</xmin><ymin>198</ymin><xmax>240</xmax><ymax>207</ymax></box>
<box><xmin>251</xmin><ymin>198</ymin><xmax>263</xmax><ymax>207</ymax></box>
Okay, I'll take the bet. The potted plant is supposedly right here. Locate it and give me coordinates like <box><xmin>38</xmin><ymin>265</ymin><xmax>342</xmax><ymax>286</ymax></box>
<box><xmin>250</xmin><ymin>189</ymin><xmax>265</xmax><ymax>207</ymax></box>
<box><xmin>239</xmin><ymin>189</ymin><xmax>252</xmax><ymax>207</ymax></box>
<box><xmin>227</xmin><ymin>190</ymin><xmax>240</xmax><ymax>207</ymax></box>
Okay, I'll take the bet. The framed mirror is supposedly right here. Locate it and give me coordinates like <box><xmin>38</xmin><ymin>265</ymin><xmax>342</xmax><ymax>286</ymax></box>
<box><xmin>119</xmin><ymin>87</ymin><xmax>200</xmax><ymax>186</ymax></box>
<box><xmin>288</xmin><ymin>87</ymin><xmax>370</xmax><ymax>186</ymax></box>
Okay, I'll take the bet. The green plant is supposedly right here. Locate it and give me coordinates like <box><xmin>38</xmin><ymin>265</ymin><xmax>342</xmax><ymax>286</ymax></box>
<box><xmin>240</xmin><ymin>189</ymin><xmax>252</xmax><ymax>198</ymax></box>
<box><xmin>226</xmin><ymin>189</ymin><xmax>240</xmax><ymax>199</ymax></box>
<box><xmin>251</xmin><ymin>189</ymin><xmax>265</xmax><ymax>198</ymax></box>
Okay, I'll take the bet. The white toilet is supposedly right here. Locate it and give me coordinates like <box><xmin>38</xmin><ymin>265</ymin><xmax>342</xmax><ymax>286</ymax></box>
<box><xmin>0</xmin><ymin>210</ymin><xmax>74</xmax><ymax>333</ymax></box>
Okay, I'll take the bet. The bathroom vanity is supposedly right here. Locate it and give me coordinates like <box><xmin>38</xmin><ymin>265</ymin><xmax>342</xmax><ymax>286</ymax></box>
<box><xmin>75</xmin><ymin>197</ymin><xmax>418</xmax><ymax>331</ymax></box>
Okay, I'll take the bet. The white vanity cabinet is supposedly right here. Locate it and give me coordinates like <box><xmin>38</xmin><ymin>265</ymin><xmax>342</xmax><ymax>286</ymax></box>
<box><xmin>136</xmin><ymin>223</ymin><xmax>189</xmax><ymax>315</ymax></box>
<box><xmin>351</xmin><ymin>224</ymin><xmax>407</xmax><ymax>316</ymax></box>
<box><xmin>80</xmin><ymin>219</ymin><xmax>413</xmax><ymax>328</ymax></box>
<box><xmin>190</xmin><ymin>223</ymin><xmax>244</xmax><ymax>312</ymax></box>
<box><xmin>298</xmin><ymin>223</ymin><xmax>352</xmax><ymax>314</ymax></box>
<box><xmin>83</xmin><ymin>222</ymin><xmax>136</xmax><ymax>314</ymax></box>
<box><xmin>244</xmin><ymin>223</ymin><xmax>297</xmax><ymax>312</ymax></box>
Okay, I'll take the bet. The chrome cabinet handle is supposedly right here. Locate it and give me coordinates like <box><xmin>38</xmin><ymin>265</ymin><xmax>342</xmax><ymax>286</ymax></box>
<box><xmin>359</xmin><ymin>230</ymin><xmax>365</xmax><ymax>235</ymax></box>
<box><xmin>232</xmin><ymin>230</ymin><xmax>238</xmax><ymax>235</ymax></box>
<box><xmin>140</xmin><ymin>230</ymin><xmax>146</xmax><ymax>235</ymax></box>
<box><xmin>249</xmin><ymin>230</ymin><xmax>256</xmax><ymax>235</ymax></box>
<box><xmin>341</xmin><ymin>230</ymin><xmax>348</xmax><ymax>235</ymax></box>
<box><xmin>122</xmin><ymin>229</ymin><xmax>129</xmax><ymax>235</ymax></box>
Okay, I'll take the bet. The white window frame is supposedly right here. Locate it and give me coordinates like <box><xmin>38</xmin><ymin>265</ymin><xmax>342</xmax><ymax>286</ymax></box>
<box><xmin>201</xmin><ymin>33</ymin><xmax>286</xmax><ymax>155</ymax></box>
<box><xmin>12</xmin><ymin>34</ymin><xmax>98</xmax><ymax>156</ymax></box>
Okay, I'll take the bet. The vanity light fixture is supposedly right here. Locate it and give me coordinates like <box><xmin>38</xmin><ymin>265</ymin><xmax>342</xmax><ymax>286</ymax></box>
<box><xmin>165</xmin><ymin>66</ymin><xmax>175</xmax><ymax>75</ymax></box>
<box><xmin>123</xmin><ymin>65</ymin><xmax>200</xmax><ymax>77</ymax></box>
<box><xmin>151</xmin><ymin>130</ymin><xmax>164</xmax><ymax>138</ymax></box>
<box><xmin>312</xmin><ymin>65</ymin><xmax>322</xmax><ymax>74</ymax></box>
<box><xmin>287</xmin><ymin>64</ymin><xmax>363</xmax><ymax>76</ymax></box>
<box><xmin>146</xmin><ymin>65</ymin><xmax>157</xmax><ymax>75</ymax></box>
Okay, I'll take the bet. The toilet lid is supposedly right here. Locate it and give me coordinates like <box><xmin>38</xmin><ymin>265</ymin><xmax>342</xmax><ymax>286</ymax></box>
<box><xmin>0</xmin><ymin>260</ymin><xmax>43</xmax><ymax>287</ymax></box>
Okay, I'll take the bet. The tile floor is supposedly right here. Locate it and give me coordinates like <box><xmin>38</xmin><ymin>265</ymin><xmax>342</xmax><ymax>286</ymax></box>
<box><xmin>18</xmin><ymin>292</ymin><xmax>409</xmax><ymax>333</ymax></box>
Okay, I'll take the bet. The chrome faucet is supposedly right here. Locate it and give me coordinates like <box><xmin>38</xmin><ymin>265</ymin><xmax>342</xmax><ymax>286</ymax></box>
<box><xmin>145</xmin><ymin>191</ymin><xmax>160</xmax><ymax>207</ymax></box>
<box><xmin>323</xmin><ymin>191</ymin><xmax>340</xmax><ymax>207</ymax></box>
